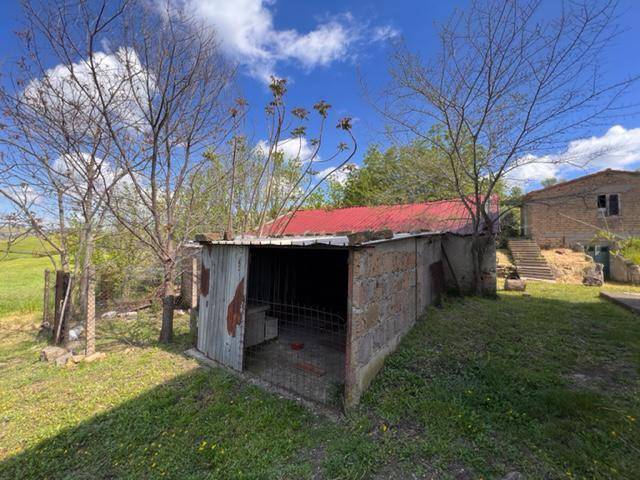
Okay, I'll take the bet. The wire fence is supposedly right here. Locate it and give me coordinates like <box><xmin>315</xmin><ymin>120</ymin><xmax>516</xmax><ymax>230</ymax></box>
<box><xmin>243</xmin><ymin>299</ymin><xmax>346</xmax><ymax>406</ymax></box>
<box><xmin>41</xmin><ymin>245</ymin><xmax>202</xmax><ymax>353</ymax></box>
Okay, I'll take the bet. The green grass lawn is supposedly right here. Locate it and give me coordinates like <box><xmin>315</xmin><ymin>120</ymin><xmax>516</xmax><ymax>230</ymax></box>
<box><xmin>0</xmin><ymin>237</ymin><xmax>57</xmax><ymax>316</ymax></box>
<box><xmin>1</xmin><ymin>282</ymin><xmax>639</xmax><ymax>479</ymax></box>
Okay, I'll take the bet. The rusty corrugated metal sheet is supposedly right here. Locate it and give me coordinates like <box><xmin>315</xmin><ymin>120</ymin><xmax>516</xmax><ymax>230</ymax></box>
<box><xmin>263</xmin><ymin>197</ymin><xmax>499</xmax><ymax>237</ymax></box>
<box><xmin>197</xmin><ymin>245</ymin><xmax>249</xmax><ymax>371</ymax></box>
<box><xmin>226</xmin><ymin>278</ymin><xmax>245</xmax><ymax>337</ymax></box>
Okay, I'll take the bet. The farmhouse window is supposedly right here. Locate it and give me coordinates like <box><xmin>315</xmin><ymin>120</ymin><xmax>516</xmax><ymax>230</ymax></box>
<box><xmin>596</xmin><ymin>193</ymin><xmax>620</xmax><ymax>216</ymax></box>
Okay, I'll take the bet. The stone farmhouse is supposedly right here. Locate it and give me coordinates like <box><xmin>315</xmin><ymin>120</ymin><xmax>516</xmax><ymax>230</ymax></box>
<box><xmin>521</xmin><ymin>169</ymin><xmax>640</xmax><ymax>248</ymax></box>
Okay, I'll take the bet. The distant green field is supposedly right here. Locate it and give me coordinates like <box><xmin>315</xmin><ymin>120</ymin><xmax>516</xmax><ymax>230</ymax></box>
<box><xmin>0</xmin><ymin>237</ymin><xmax>57</xmax><ymax>317</ymax></box>
<box><xmin>0</xmin><ymin>236</ymin><xmax>55</xmax><ymax>260</ymax></box>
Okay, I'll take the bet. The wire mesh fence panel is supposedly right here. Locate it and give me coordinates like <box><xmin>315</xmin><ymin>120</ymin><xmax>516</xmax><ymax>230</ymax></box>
<box><xmin>244</xmin><ymin>299</ymin><xmax>347</xmax><ymax>406</ymax></box>
<box><xmin>39</xmin><ymin>248</ymin><xmax>198</xmax><ymax>351</ymax></box>
<box><xmin>95</xmin><ymin>265</ymin><xmax>163</xmax><ymax>316</ymax></box>
<box><xmin>93</xmin><ymin>264</ymin><xmax>166</xmax><ymax>346</ymax></box>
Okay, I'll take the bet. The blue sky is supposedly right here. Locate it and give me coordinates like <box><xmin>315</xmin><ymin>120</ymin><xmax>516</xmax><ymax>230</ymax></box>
<box><xmin>1</xmin><ymin>0</ymin><xmax>640</xmax><ymax>195</ymax></box>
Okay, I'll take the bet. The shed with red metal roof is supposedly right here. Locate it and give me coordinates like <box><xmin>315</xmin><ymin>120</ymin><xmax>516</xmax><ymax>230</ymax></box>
<box><xmin>192</xmin><ymin>197</ymin><xmax>497</xmax><ymax>408</ymax></box>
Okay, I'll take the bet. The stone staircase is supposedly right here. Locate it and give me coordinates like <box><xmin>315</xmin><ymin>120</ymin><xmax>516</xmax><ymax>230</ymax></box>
<box><xmin>507</xmin><ymin>239</ymin><xmax>556</xmax><ymax>282</ymax></box>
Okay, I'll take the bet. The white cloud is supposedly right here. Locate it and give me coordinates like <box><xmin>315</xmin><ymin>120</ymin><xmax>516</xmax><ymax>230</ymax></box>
<box><xmin>256</xmin><ymin>137</ymin><xmax>317</xmax><ymax>163</ymax></box>
<box><xmin>180</xmin><ymin>0</ymin><xmax>397</xmax><ymax>81</ymax></box>
<box><xmin>505</xmin><ymin>155</ymin><xmax>561</xmax><ymax>187</ymax></box>
<box><xmin>52</xmin><ymin>153</ymin><xmax>124</xmax><ymax>194</ymax></box>
<box><xmin>0</xmin><ymin>184</ymin><xmax>40</xmax><ymax>206</ymax></box>
<box><xmin>507</xmin><ymin>125</ymin><xmax>640</xmax><ymax>189</ymax></box>
<box><xmin>24</xmin><ymin>48</ymin><xmax>154</xmax><ymax>133</ymax></box>
<box><xmin>371</xmin><ymin>25</ymin><xmax>400</xmax><ymax>42</ymax></box>
<box><xmin>316</xmin><ymin>163</ymin><xmax>357</xmax><ymax>186</ymax></box>
<box><xmin>562</xmin><ymin>125</ymin><xmax>640</xmax><ymax>169</ymax></box>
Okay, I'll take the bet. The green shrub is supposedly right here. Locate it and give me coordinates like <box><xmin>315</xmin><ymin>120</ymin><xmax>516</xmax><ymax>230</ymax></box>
<box><xmin>619</xmin><ymin>237</ymin><xmax>640</xmax><ymax>264</ymax></box>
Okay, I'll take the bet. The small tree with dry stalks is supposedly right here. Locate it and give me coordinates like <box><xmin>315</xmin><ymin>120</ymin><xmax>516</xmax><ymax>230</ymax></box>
<box><xmin>236</xmin><ymin>77</ymin><xmax>357</xmax><ymax>237</ymax></box>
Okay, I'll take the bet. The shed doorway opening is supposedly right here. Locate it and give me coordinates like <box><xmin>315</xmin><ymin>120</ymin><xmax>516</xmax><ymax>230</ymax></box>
<box><xmin>244</xmin><ymin>247</ymin><xmax>348</xmax><ymax>405</ymax></box>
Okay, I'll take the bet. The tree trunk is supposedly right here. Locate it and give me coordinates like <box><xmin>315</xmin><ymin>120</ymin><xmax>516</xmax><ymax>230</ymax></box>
<box><xmin>158</xmin><ymin>260</ymin><xmax>176</xmax><ymax>343</ymax></box>
<box><xmin>470</xmin><ymin>233</ymin><xmax>491</xmax><ymax>296</ymax></box>
<box><xmin>56</xmin><ymin>189</ymin><xmax>70</xmax><ymax>272</ymax></box>
<box><xmin>471</xmin><ymin>236</ymin><xmax>482</xmax><ymax>295</ymax></box>
<box><xmin>159</xmin><ymin>295</ymin><xmax>175</xmax><ymax>343</ymax></box>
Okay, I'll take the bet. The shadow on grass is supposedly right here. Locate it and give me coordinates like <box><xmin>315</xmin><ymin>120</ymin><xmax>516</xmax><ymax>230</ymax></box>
<box><xmin>2</xmin><ymin>288</ymin><xmax>639</xmax><ymax>479</ymax></box>
<box><xmin>0</xmin><ymin>364</ymin><xmax>323</xmax><ymax>480</ymax></box>
<box><xmin>97</xmin><ymin>312</ymin><xmax>193</xmax><ymax>354</ymax></box>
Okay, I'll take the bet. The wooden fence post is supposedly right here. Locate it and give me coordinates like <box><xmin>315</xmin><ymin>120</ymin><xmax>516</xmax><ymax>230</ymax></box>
<box><xmin>53</xmin><ymin>271</ymin><xmax>72</xmax><ymax>345</ymax></box>
<box><xmin>42</xmin><ymin>269</ymin><xmax>51</xmax><ymax>329</ymax></box>
<box><xmin>85</xmin><ymin>267</ymin><xmax>96</xmax><ymax>355</ymax></box>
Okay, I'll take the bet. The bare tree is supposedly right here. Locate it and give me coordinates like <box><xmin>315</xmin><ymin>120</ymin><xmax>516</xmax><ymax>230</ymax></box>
<box><xmin>7</xmin><ymin>0</ymin><xmax>237</xmax><ymax>342</ymax></box>
<box><xmin>0</xmin><ymin>2</ymin><xmax>128</xmax><ymax>333</ymax></box>
<box><xmin>381</xmin><ymin>0</ymin><xmax>637</xmax><ymax>293</ymax></box>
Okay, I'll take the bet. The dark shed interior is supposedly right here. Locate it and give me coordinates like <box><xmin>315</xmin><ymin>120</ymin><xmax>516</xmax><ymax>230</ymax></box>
<box><xmin>247</xmin><ymin>247</ymin><xmax>349</xmax><ymax>318</ymax></box>
<box><xmin>244</xmin><ymin>246</ymin><xmax>349</xmax><ymax>404</ymax></box>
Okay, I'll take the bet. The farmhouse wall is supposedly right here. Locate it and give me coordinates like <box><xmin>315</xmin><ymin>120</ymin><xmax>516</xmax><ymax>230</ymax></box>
<box><xmin>522</xmin><ymin>170</ymin><xmax>640</xmax><ymax>248</ymax></box>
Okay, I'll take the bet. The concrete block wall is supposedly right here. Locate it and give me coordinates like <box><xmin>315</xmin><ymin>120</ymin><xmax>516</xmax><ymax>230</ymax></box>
<box><xmin>416</xmin><ymin>236</ymin><xmax>442</xmax><ymax>312</ymax></box>
<box><xmin>522</xmin><ymin>170</ymin><xmax>640</xmax><ymax>248</ymax></box>
<box><xmin>179</xmin><ymin>245</ymin><xmax>202</xmax><ymax>308</ymax></box>
<box><xmin>441</xmin><ymin>234</ymin><xmax>497</xmax><ymax>295</ymax></box>
<box><xmin>345</xmin><ymin>236</ymin><xmax>442</xmax><ymax>406</ymax></box>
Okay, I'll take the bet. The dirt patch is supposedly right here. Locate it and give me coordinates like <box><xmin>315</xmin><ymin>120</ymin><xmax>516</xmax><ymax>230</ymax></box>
<box><xmin>541</xmin><ymin>249</ymin><xmax>594</xmax><ymax>284</ymax></box>
<box><xmin>299</xmin><ymin>444</ymin><xmax>327</xmax><ymax>479</ymax></box>
<box><xmin>564</xmin><ymin>363</ymin><xmax>638</xmax><ymax>394</ymax></box>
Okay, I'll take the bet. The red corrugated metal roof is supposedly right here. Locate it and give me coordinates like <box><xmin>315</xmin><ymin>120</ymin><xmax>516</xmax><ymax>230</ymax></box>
<box><xmin>263</xmin><ymin>197</ymin><xmax>499</xmax><ymax>237</ymax></box>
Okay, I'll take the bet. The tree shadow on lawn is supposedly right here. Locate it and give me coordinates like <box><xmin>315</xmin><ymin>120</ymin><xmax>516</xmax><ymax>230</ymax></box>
<box><xmin>0</xmin><ymin>365</ymin><xmax>326</xmax><ymax>480</ymax></box>
<box><xmin>97</xmin><ymin>311</ymin><xmax>193</xmax><ymax>353</ymax></box>
<box><xmin>2</xmin><ymin>290</ymin><xmax>639</xmax><ymax>480</ymax></box>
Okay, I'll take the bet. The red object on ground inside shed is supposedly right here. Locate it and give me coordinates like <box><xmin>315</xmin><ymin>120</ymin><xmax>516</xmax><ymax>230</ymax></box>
<box><xmin>290</xmin><ymin>342</ymin><xmax>304</xmax><ymax>350</ymax></box>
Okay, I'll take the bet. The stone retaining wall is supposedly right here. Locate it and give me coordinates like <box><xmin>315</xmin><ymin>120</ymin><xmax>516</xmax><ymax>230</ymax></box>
<box><xmin>610</xmin><ymin>253</ymin><xmax>640</xmax><ymax>284</ymax></box>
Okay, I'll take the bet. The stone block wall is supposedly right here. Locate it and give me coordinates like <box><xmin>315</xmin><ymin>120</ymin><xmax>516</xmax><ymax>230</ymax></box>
<box><xmin>522</xmin><ymin>170</ymin><xmax>640</xmax><ymax>248</ymax></box>
<box><xmin>610</xmin><ymin>253</ymin><xmax>640</xmax><ymax>284</ymax></box>
<box><xmin>345</xmin><ymin>236</ymin><xmax>442</xmax><ymax>406</ymax></box>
